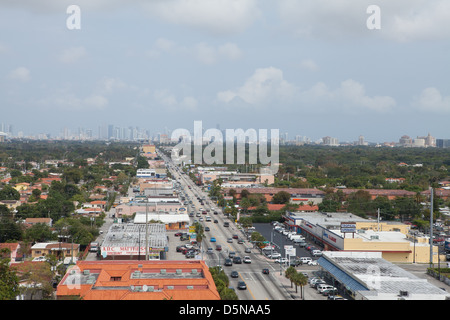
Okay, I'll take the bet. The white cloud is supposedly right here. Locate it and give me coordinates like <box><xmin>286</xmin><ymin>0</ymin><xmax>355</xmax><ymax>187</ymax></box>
<box><xmin>146</xmin><ymin>38</ymin><xmax>242</xmax><ymax>65</ymax></box>
<box><xmin>153</xmin><ymin>89</ymin><xmax>198</xmax><ymax>111</ymax></box>
<box><xmin>299</xmin><ymin>59</ymin><xmax>318</xmax><ymax>71</ymax></box>
<box><xmin>217</xmin><ymin>67</ymin><xmax>296</xmax><ymax>105</ymax></box>
<box><xmin>83</xmin><ymin>94</ymin><xmax>108</xmax><ymax>109</ymax></box>
<box><xmin>413</xmin><ymin>87</ymin><xmax>450</xmax><ymax>113</ymax></box>
<box><xmin>142</xmin><ymin>0</ymin><xmax>260</xmax><ymax>35</ymax></box>
<box><xmin>8</xmin><ymin>67</ymin><xmax>31</xmax><ymax>82</ymax></box>
<box><xmin>278</xmin><ymin>0</ymin><xmax>450</xmax><ymax>42</ymax></box>
<box><xmin>58</xmin><ymin>46</ymin><xmax>87</xmax><ymax>63</ymax></box>
<box><xmin>218</xmin><ymin>67</ymin><xmax>396</xmax><ymax>113</ymax></box>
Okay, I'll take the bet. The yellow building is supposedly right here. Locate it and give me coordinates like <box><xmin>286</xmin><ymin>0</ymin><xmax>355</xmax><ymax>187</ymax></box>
<box><xmin>284</xmin><ymin>211</ymin><xmax>442</xmax><ymax>264</ymax></box>
<box><xmin>31</xmin><ymin>242</ymin><xmax>80</xmax><ymax>260</ymax></box>
<box><xmin>142</xmin><ymin>144</ymin><xmax>156</xmax><ymax>154</ymax></box>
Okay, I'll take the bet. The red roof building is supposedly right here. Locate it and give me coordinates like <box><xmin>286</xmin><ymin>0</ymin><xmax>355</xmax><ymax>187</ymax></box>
<box><xmin>56</xmin><ymin>260</ymin><xmax>220</xmax><ymax>300</ymax></box>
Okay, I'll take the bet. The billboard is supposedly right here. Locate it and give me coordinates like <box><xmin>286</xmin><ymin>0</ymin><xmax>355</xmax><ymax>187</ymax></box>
<box><xmin>340</xmin><ymin>222</ymin><xmax>356</xmax><ymax>233</ymax></box>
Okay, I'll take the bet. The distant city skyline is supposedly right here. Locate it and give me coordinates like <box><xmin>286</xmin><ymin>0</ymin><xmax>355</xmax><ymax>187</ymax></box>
<box><xmin>1</xmin><ymin>1</ymin><xmax>449</xmax><ymax>142</ymax></box>
<box><xmin>1</xmin><ymin>121</ymin><xmax>446</xmax><ymax>147</ymax></box>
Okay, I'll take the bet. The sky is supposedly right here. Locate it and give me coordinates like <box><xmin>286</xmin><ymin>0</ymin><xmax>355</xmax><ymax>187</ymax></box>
<box><xmin>0</xmin><ymin>0</ymin><xmax>449</xmax><ymax>143</ymax></box>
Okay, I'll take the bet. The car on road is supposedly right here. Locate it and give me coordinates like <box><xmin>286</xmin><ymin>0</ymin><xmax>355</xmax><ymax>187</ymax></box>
<box><xmin>230</xmin><ymin>271</ymin><xmax>239</xmax><ymax>278</ymax></box>
<box><xmin>243</xmin><ymin>256</ymin><xmax>251</xmax><ymax>264</ymax></box>
<box><xmin>216</xmin><ymin>245</ymin><xmax>222</xmax><ymax>251</ymax></box>
<box><xmin>223</xmin><ymin>222</ymin><xmax>230</xmax><ymax>227</ymax></box>
<box><xmin>237</xmin><ymin>281</ymin><xmax>247</xmax><ymax>290</ymax></box>
<box><xmin>224</xmin><ymin>258</ymin><xmax>233</xmax><ymax>266</ymax></box>
<box><xmin>262</xmin><ymin>268</ymin><xmax>270</xmax><ymax>274</ymax></box>
<box><xmin>207</xmin><ymin>247</ymin><xmax>214</xmax><ymax>254</ymax></box>
<box><xmin>210</xmin><ymin>237</ymin><xmax>216</xmax><ymax>242</ymax></box>
<box><xmin>228</xmin><ymin>251</ymin><xmax>236</xmax><ymax>258</ymax></box>
<box><xmin>233</xmin><ymin>256</ymin><xmax>242</xmax><ymax>264</ymax></box>
<box><xmin>174</xmin><ymin>232</ymin><xmax>183</xmax><ymax>237</ymax></box>
<box><xmin>245</xmin><ymin>247</ymin><xmax>251</xmax><ymax>253</ymax></box>
<box><xmin>205</xmin><ymin>226</ymin><xmax>210</xmax><ymax>232</ymax></box>
<box><xmin>237</xmin><ymin>239</ymin><xmax>244</xmax><ymax>244</ymax></box>
<box><xmin>227</xmin><ymin>238</ymin><xmax>233</xmax><ymax>243</ymax></box>
<box><xmin>214</xmin><ymin>219</ymin><xmax>218</xmax><ymax>223</ymax></box>
<box><xmin>232</xmin><ymin>234</ymin><xmax>239</xmax><ymax>239</ymax></box>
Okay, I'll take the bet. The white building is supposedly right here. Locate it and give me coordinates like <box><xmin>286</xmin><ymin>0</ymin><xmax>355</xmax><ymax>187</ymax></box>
<box><xmin>318</xmin><ymin>251</ymin><xmax>450</xmax><ymax>300</ymax></box>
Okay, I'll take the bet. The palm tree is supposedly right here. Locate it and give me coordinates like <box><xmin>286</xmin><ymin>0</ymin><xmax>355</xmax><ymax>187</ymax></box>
<box><xmin>284</xmin><ymin>266</ymin><xmax>297</xmax><ymax>289</ymax></box>
<box><xmin>292</xmin><ymin>272</ymin><xmax>308</xmax><ymax>299</ymax></box>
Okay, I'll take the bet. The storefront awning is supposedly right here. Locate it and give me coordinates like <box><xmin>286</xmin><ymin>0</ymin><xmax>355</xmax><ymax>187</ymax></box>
<box><xmin>317</xmin><ymin>257</ymin><xmax>369</xmax><ymax>292</ymax></box>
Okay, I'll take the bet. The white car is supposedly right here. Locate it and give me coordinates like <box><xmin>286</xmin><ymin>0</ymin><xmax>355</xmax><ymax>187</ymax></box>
<box><xmin>243</xmin><ymin>256</ymin><xmax>252</xmax><ymax>263</ymax></box>
<box><xmin>274</xmin><ymin>258</ymin><xmax>288</xmax><ymax>264</ymax></box>
<box><xmin>308</xmin><ymin>260</ymin><xmax>318</xmax><ymax>266</ymax></box>
<box><xmin>269</xmin><ymin>252</ymin><xmax>281</xmax><ymax>259</ymax></box>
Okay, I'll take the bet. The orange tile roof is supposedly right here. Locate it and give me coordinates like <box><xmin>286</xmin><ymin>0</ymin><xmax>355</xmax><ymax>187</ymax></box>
<box><xmin>56</xmin><ymin>260</ymin><xmax>220</xmax><ymax>300</ymax></box>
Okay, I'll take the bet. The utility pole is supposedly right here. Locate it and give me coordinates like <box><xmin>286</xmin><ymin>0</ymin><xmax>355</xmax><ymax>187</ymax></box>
<box><xmin>429</xmin><ymin>187</ymin><xmax>433</xmax><ymax>268</ymax></box>
<box><xmin>145</xmin><ymin>200</ymin><xmax>148</xmax><ymax>261</ymax></box>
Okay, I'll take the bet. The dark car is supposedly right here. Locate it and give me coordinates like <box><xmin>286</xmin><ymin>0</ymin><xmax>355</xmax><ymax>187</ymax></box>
<box><xmin>237</xmin><ymin>281</ymin><xmax>247</xmax><ymax>290</ymax></box>
<box><xmin>232</xmin><ymin>234</ymin><xmax>239</xmax><ymax>239</ymax></box>
<box><xmin>174</xmin><ymin>232</ymin><xmax>183</xmax><ymax>237</ymax></box>
<box><xmin>224</xmin><ymin>259</ymin><xmax>233</xmax><ymax>266</ymax></box>
<box><xmin>185</xmin><ymin>252</ymin><xmax>195</xmax><ymax>258</ymax></box>
<box><xmin>216</xmin><ymin>245</ymin><xmax>222</xmax><ymax>251</ymax></box>
<box><xmin>262</xmin><ymin>268</ymin><xmax>270</xmax><ymax>274</ymax></box>
<box><xmin>205</xmin><ymin>226</ymin><xmax>210</xmax><ymax>232</ymax></box>
<box><xmin>214</xmin><ymin>219</ymin><xmax>218</xmax><ymax>223</ymax></box>
<box><xmin>233</xmin><ymin>256</ymin><xmax>242</xmax><ymax>264</ymax></box>
<box><xmin>230</xmin><ymin>271</ymin><xmax>239</xmax><ymax>278</ymax></box>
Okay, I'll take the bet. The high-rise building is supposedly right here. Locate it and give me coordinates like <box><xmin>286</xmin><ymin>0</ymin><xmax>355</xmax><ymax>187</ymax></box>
<box><xmin>436</xmin><ymin>139</ymin><xmax>450</xmax><ymax>148</ymax></box>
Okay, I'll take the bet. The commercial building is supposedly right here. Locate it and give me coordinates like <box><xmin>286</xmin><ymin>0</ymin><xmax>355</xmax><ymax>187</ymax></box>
<box><xmin>224</xmin><ymin>187</ymin><xmax>325</xmax><ymax>204</ymax></box>
<box><xmin>56</xmin><ymin>260</ymin><xmax>220</xmax><ymax>300</ymax></box>
<box><xmin>283</xmin><ymin>211</ymin><xmax>440</xmax><ymax>263</ymax></box>
<box><xmin>100</xmin><ymin>223</ymin><xmax>168</xmax><ymax>260</ymax></box>
<box><xmin>134</xmin><ymin>211</ymin><xmax>190</xmax><ymax>231</ymax></box>
<box><xmin>318</xmin><ymin>251</ymin><xmax>450</xmax><ymax>300</ymax></box>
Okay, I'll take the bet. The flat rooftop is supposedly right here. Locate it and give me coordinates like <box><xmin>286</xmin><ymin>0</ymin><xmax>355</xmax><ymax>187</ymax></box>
<box><xmin>320</xmin><ymin>251</ymin><xmax>450</xmax><ymax>300</ymax></box>
<box><xmin>102</xmin><ymin>223</ymin><xmax>168</xmax><ymax>248</ymax></box>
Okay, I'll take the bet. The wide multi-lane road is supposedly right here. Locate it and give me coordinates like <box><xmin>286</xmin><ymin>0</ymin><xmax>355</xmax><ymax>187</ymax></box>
<box><xmin>159</xmin><ymin>150</ymin><xmax>293</xmax><ymax>300</ymax></box>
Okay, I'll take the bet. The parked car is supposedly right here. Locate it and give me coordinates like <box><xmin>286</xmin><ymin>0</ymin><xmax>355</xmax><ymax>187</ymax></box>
<box><xmin>269</xmin><ymin>252</ymin><xmax>281</xmax><ymax>259</ymax></box>
<box><xmin>312</xmin><ymin>250</ymin><xmax>323</xmax><ymax>257</ymax></box>
<box><xmin>308</xmin><ymin>260</ymin><xmax>318</xmax><ymax>266</ymax></box>
<box><xmin>275</xmin><ymin>258</ymin><xmax>288</xmax><ymax>264</ymax></box>
<box><xmin>322</xmin><ymin>288</ymin><xmax>339</xmax><ymax>296</ymax></box>
<box><xmin>299</xmin><ymin>257</ymin><xmax>312</xmax><ymax>264</ymax></box>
